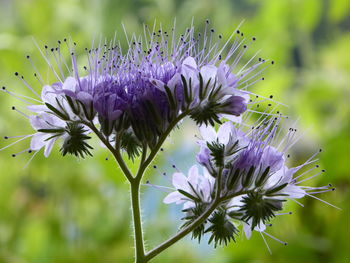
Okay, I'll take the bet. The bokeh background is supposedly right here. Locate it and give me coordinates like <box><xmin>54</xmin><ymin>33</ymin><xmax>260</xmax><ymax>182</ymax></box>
<box><xmin>0</xmin><ymin>0</ymin><xmax>349</xmax><ymax>262</ymax></box>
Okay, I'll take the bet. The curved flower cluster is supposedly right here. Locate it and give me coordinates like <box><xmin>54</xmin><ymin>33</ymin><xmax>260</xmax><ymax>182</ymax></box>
<box><xmin>1</xmin><ymin>21</ymin><xmax>335</xmax><ymax>256</ymax></box>
<box><xmin>163</xmin><ymin>116</ymin><xmax>335</xmax><ymax>248</ymax></box>
<box><xmin>2</xmin><ymin>21</ymin><xmax>267</xmax><ymax>158</ymax></box>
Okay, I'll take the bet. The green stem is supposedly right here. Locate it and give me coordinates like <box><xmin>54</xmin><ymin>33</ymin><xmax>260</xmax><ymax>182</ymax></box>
<box><xmin>131</xmin><ymin>178</ymin><xmax>145</xmax><ymax>262</ymax></box>
<box><xmin>144</xmin><ymin>199</ymin><xmax>220</xmax><ymax>262</ymax></box>
<box><xmin>86</xmin><ymin>122</ymin><xmax>134</xmax><ymax>182</ymax></box>
<box><xmin>86</xmin><ymin>113</ymin><xmax>189</xmax><ymax>262</ymax></box>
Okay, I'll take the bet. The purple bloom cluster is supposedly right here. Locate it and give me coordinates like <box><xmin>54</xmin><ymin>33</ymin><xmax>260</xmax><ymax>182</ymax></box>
<box><xmin>1</xmin><ymin>20</ymin><xmax>336</xmax><ymax>255</ymax></box>
<box><xmin>5</xmin><ymin>21</ymin><xmax>267</xmax><ymax>157</ymax></box>
<box><xmin>163</xmin><ymin>115</ymin><xmax>335</xmax><ymax>247</ymax></box>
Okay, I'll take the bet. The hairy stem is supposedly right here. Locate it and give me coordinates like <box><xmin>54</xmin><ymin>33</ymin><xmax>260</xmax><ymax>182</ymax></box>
<box><xmin>85</xmin><ymin>122</ymin><xmax>134</xmax><ymax>182</ymax></box>
<box><xmin>131</xmin><ymin>178</ymin><xmax>145</xmax><ymax>262</ymax></box>
<box><xmin>144</xmin><ymin>199</ymin><xmax>220</xmax><ymax>262</ymax></box>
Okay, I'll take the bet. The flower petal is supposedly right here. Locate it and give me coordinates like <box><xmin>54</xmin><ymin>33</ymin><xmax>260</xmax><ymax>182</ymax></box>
<box><xmin>200</xmin><ymin>65</ymin><xmax>217</xmax><ymax>84</ymax></box>
<box><xmin>172</xmin><ymin>172</ymin><xmax>188</xmax><ymax>190</ymax></box>
<box><xmin>163</xmin><ymin>191</ymin><xmax>182</xmax><ymax>204</ymax></box>
<box><xmin>217</xmin><ymin>121</ymin><xmax>234</xmax><ymax>144</ymax></box>
<box><xmin>199</xmin><ymin>125</ymin><xmax>217</xmax><ymax>142</ymax></box>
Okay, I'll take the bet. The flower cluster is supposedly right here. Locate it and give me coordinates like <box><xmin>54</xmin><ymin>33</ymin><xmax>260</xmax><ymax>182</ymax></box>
<box><xmin>1</xmin><ymin>20</ymin><xmax>335</xmax><ymax>257</ymax></box>
<box><xmin>2</xmin><ymin>21</ymin><xmax>267</xmax><ymax>160</ymax></box>
<box><xmin>163</xmin><ymin>115</ymin><xmax>335</xmax><ymax>248</ymax></box>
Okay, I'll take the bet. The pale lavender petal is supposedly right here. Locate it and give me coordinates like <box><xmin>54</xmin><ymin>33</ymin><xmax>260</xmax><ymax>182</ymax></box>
<box><xmin>163</xmin><ymin>191</ymin><xmax>182</xmax><ymax>204</ymax></box>
<box><xmin>44</xmin><ymin>138</ymin><xmax>56</xmax><ymax>157</ymax></box>
<box><xmin>187</xmin><ymin>165</ymin><xmax>199</xmax><ymax>186</ymax></box>
<box><xmin>200</xmin><ymin>65</ymin><xmax>217</xmax><ymax>84</ymax></box>
<box><xmin>199</xmin><ymin>125</ymin><xmax>216</xmax><ymax>141</ymax></box>
<box><xmin>172</xmin><ymin>172</ymin><xmax>188</xmax><ymax>190</ymax></box>
<box><xmin>62</xmin><ymin>76</ymin><xmax>77</xmax><ymax>92</ymax></box>
<box><xmin>282</xmin><ymin>185</ymin><xmax>306</xmax><ymax>199</ymax></box>
<box><xmin>30</xmin><ymin>133</ymin><xmax>47</xmax><ymax>150</ymax></box>
<box><xmin>217</xmin><ymin>121</ymin><xmax>234</xmax><ymax>144</ymax></box>
<box><xmin>77</xmin><ymin>91</ymin><xmax>93</xmax><ymax>104</ymax></box>
<box><xmin>27</xmin><ymin>105</ymin><xmax>47</xmax><ymax>113</ymax></box>
<box><xmin>30</xmin><ymin>115</ymin><xmax>49</xmax><ymax>130</ymax></box>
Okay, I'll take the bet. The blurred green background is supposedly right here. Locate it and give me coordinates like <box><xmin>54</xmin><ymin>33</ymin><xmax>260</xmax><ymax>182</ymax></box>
<box><xmin>0</xmin><ymin>0</ymin><xmax>349</xmax><ymax>262</ymax></box>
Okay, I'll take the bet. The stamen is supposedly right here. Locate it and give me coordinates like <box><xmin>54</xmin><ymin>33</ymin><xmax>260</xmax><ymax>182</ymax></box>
<box><xmin>296</xmin><ymin>170</ymin><xmax>325</xmax><ymax>184</ymax></box>
<box><xmin>260</xmin><ymin>231</ymin><xmax>272</xmax><ymax>255</ymax></box>
<box><xmin>143</xmin><ymin>181</ymin><xmax>174</xmax><ymax>193</ymax></box>
<box><xmin>0</xmin><ymin>134</ymin><xmax>33</xmax><ymax>151</ymax></box>
<box><xmin>263</xmin><ymin>231</ymin><xmax>288</xmax><ymax>246</ymax></box>
<box><xmin>12</xmin><ymin>106</ymin><xmax>30</xmax><ymax>119</ymax></box>
<box><xmin>275</xmin><ymin>212</ymin><xmax>292</xmax><ymax>216</ymax></box>
<box><xmin>307</xmin><ymin>188</ymin><xmax>335</xmax><ymax>194</ymax></box>
<box><xmin>23</xmin><ymin>150</ymin><xmax>40</xmax><ymax>169</ymax></box>
<box><xmin>305</xmin><ymin>193</ymin><xmax>341</xmax><ymax>210</ymax></box>
<box><xmin>11</xmin><ymin>148</ymin><xmax>32</xmax><ymax>157</ymax></box>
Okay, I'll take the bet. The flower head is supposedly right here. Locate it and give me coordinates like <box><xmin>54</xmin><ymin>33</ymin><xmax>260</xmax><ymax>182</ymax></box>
<box><xmin>163</xmin><ymin>113</ymin><xmax>336</xmax><ymax>248</ymax></box>
<box><xmin>2</xmin><ymin>21</ymin><xmax>269</xmax><ymax>159</ymax></box>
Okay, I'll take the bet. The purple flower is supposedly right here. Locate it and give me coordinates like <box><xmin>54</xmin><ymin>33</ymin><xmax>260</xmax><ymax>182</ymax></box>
<box><xmin>163</xmin><ymin>165</ymin><xmax>214</xmax><ymax>209</ymax></box>
<box><xmin>22</xmin><ymin>22</ymin><xmax>265</xmax><ymax>143</ymax></box>
<box><xmin>29</xmin><ymin>113</ymin><xmax>66</xmax><ymax>157</ymax></box>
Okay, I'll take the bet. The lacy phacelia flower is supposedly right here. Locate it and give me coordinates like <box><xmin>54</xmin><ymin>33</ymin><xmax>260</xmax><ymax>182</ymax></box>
<box><xmin>163</xmin><ymin>165</ymin><xmax>214</xmax><ymax>209</ymax></box>
<box><xmin>2</xmin><ymin>21</ymin><xmax>268</xmax><ymax>158</ymax></box>
<box><xmin>163</xmin><ymin>115</ymin><xmax>336</xmax><ymax>249</ymax></box>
